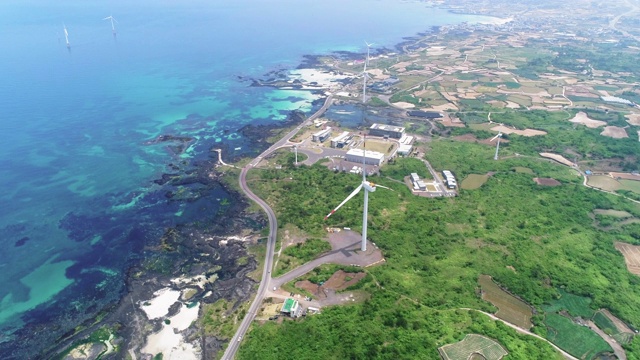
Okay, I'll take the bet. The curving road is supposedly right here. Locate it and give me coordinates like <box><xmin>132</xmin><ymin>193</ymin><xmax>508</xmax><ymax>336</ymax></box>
<box><xmin>221</xmin><ymin>95</ymin><xmax>333</xmax><ymax>360</ymax></box>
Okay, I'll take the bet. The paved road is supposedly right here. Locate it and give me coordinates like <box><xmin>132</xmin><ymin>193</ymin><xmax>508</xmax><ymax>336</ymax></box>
<box><xmin>221</xmin><ymin>95</ymin><xmax>333</xmax><ymax>360</ymax></box>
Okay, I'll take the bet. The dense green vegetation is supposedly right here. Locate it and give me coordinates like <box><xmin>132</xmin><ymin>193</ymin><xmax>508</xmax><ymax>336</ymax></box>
<box><xmin>282</xmin><ymin>238</ymin><xmax>331</xmax><ymax>263</ymax></box>
<box><xmin>542</xmin><ymin>289</ymin><xmax>594</xmax><ymax>318</ymax></box>
<box><xmin>380</xmin><ymin>157</ymin><xmax>430</xmax><ymax>181</ymax></box>
<box><xmin>242</xmin><ymin>139</ymin><xmax>640</xmax><ymax>359</ymax></box>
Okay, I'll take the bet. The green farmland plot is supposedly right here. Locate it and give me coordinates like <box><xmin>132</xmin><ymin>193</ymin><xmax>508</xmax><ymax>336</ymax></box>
<box><xmin>545</xmin><ymin>314</ymin><xmax>612</xmax><ymax>359</ymax></box>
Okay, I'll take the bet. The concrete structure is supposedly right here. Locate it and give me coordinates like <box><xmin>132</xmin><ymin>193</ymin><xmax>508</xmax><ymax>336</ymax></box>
<box><xmin>330</xmin><ymin>131</ymin><xmax>351</xmax><ymax>148</ymax></box>
<box><xmin>312</xmin><ymin>127</ymin><xmax>332</xmax><ymax>142</ymax></box>
<box><xmin>397</xmin><ymin>143</ymin><xmax>412</xmax><ymax>155</ymax></box>
<box><xmin>410</xmin><ymin>172</ymin><xmax>427</xmax><ymax>190</ymax></box>
<box><xmin>407</xmin><ymin>110</ymin><xmax>444</xmax><ymax>119</ymax></box>
<box><xmin>369</xmin><ymin>123</ymin><xmax>405</xmax><ymax>139</ymax></box>
<box><xmin>281</xmin><ymin>298</ymin><xmax>301</xmax><ymax>318</ymax></box>
<box><xmin>399</xmin><ymin>135</ymin><xmax>414</xmax><ymax>145</ymax></box>
<box><xmin>346</xmin><ymin>148</ymin><xmax>385</xmax><ymax>166</ymax></box>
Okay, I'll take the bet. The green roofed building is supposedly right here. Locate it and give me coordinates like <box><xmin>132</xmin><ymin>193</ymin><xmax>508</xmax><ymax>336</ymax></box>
<box><xmin>280</xmin><ymin>298</ymin><xmax>301</xmax><ymax>317</ymax></box>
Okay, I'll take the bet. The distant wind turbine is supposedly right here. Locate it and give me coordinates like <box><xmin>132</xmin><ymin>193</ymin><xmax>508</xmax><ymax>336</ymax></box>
<box><xmin>365</xmin><ymin>41</ymin><xmax>375</xmax><ymax>66</ymax></box>
<box><xmin>103</xmin><ymin>15</ymin><xmax>118</xmax><ymax>35</ymax></box>
<box><xmin>490</xmin><ymin>132</ymin><xmax>503</xmax><ymax>160</ymax></box>
<box><xmin>63</xmin><ymin>23</ymin><xmax>70</xmax><ymax>49</ymax></box>
<box><xmin>324</xmin><ymin>137</ymin><xmax>391</xmax><ymax>252</ymax></box>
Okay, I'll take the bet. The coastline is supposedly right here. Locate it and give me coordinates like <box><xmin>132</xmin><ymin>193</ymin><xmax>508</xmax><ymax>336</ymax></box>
<box><xmin>17</xmin><ymin>6</ymin><xmax>514</xmax><ymax>359</ymax></box>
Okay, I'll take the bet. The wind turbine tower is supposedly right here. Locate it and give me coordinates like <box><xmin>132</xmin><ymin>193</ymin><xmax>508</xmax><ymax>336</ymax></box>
<box><xmin>103</xmin><ymin>15</ymin><xmax>118</xmax><ymax>35</ymax></box>
<box><xmin>359</xmin><ymin>63</ymin><xmax>371</xmax><ymax>104</ymax></box>
<box><xmin>324</xmin><ymin>137</ymin><xmax>391</xmax><ymax>251</ymax></box>
<box><xmin>63</xmin><ymin>24</ymin><xmax>70</xmax><ymax>49</ymax></box>
<box><xmin>294</xmin><ymin>145</ymin><xmax>298</xmax><ymax>166</ymax></box>
<box><xmin>365</xmin><ymin>41</ymin><xmax>375</xmax><ymax>67</ymax></box>
<box><xmin>491</xmin><ymin>132</ymin><xmax>503</xmax><ymax>160</ymax></box>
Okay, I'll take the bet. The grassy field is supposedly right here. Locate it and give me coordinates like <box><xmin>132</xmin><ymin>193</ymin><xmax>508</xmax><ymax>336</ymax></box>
<box><xmin>358</xmin><ymin>139</ymin><xmax>396</xmax><ymax>155</ymax></box>
<box><xmin>479</xmin><ymin>275</ymin><xmax>533</xmax><ymax>329</ymax></box>
<box><xmin>513</xmin><ymin>166</ymin><xmax>534</xmax><ymax>174</ymax></box>
<box><xmin>545</xmin><ymin>313</ymin><xmax>612</xmax><ymax>359</ymax></box>
<box><xmin>543</xmin><ymin>289</ymin><xmax>594</xmax><ymax>318</ymax></box>
<box><xmin>461</xmin><ymin>174</ymin><xmax>490</xmax><ymax>190</ymax></box>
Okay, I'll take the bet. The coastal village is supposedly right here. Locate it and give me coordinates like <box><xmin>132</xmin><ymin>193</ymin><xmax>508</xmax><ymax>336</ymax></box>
<box><xmin>58</xmin><ymin>0</ymin><xmax>640</xmax><ymax>359</ymax></box>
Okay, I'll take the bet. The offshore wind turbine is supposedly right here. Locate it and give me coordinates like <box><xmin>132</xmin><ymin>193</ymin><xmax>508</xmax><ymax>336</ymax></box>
<box><xmin>63</xmin><ymin>23</ymin><xmax>70</xmax><ymax>49</ymax></box>
<box><xmin>490</xmin><ymin>132</ymin><xmax>503</xmax><ymax>160</ymax></box>
<box><xmin>365</xmin><ymin>41</ymin><xmax>375</xmax><ymax>66</ymax></box>
<box><xmin>324</xmin><ymin>137</ymin><xmax>391</xmax><ymax>252</ymax></box>
<box><xmin>103</xmin><ymin>15</ymin><xmax>118</xmax><ymax>35</ymax></box>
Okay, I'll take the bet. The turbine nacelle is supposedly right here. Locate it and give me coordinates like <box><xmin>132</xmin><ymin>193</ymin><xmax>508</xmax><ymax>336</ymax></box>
<box><xmin>363</xmin><ymin>181</ymin><xmax>377</xmax><ymax>192</ymax></box>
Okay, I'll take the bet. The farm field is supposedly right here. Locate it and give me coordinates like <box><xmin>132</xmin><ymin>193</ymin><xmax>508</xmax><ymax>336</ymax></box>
<box><xmin>439</xmin><ymin>334</ymin><xmax>508</xmax><ymax>360</ymax></box>
<box><xmin>513</xmin><ymin>166</ymin><xmax>534</xmax><ymax>174</ymax></box>
<box><xmin>461</xmin><ymin>174</ymin><xmax>490</xmax><ymax>190</ymax></box>
<box><xmin>545</xmin><ymin>314</ymin><xmax>612</xmax><ymax>360</ymax></box>
<box><xmin>593</xmin><ymin>310</ymin><xmax>635</xmax><ymax>345</ymax></box>
<box><xmin>478</xmin><ymin>275</ymin><xmax>533</xmax><ymax>329</ymax></box>
<box><xmin>614</xmin><ymin>242</ymin><xmax>640</xmax><ymax>275</ymax></box>
<box><xmin>587</xmin><ymin>176</ymin><xmax>640</xmax><ymax>194</ymax></box>
<box><xmin>542</xmin><ymin>289</ymin><xmax>594</xmax><ymax>318</ymax></box>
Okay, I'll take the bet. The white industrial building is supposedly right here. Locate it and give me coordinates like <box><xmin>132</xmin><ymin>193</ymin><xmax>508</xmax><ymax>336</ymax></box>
<box><xmin>345</xmin><ymin>148</ymin><xmax>385</xmax><ymax>166</ymax></box>
<box><xmin>312</xmin><ymin>127</ymin><xmax>332</xmax><ymax>142</ymax></box>
<box><xmin>330</xmin><ymin>131</ymin><xmax>351</xmax><ymax>148</ymax></box>
<box><xmin>410</xmin><ymin>172</ymin><xmax>427</xmax><ymax>190</ymax></box>
<box><xmin>369</xmin><ymin>123</ymin><xmax>405</xmax><ymax>139</ymax></box>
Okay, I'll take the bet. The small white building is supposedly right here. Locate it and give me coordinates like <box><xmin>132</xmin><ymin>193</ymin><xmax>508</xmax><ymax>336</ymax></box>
<box><xmin>345</xmin><ymin>148</ymin><xmax>385</xmax><ymax>166</ymax></box>
<box><xmin>397</xmin><ymin>144</ymin><xmax>412</xmax><ymax>155</ymax></box>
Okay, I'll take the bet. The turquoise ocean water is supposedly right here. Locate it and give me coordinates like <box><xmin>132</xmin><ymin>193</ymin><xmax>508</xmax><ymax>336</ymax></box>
<box><xmin>0</xmin><ymin>0</ymin><xmax>494</xmax><ymax>355</ymax></box>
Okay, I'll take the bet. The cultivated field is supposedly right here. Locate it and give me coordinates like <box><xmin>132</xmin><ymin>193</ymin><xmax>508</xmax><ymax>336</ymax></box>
<box><xmin>461</xmin><ymin>174</ymin><xmax>490</xmax><ymax>190</ymax></box>
<box><xmin>600</xmin><ymin>126</ymin><xmax>629</xmax><ymax>139</ymax></box>
<box><xmin>478</xmin><ymin>275</ymin><xmax>533</xmax><ymax>329</ymax></box>
<box><xmin>609</xmin><ymin>172</ymin><xmax>640</xmax><ymax>181</ymax></box>
<box><xmin>586</xmin><ymin>176</ymin><xmax>621</xmax><ymax>191</ymax></box>
<box><xmin>533</xmin><ymin>178</ymin><xmax>561</xmax><ymax>186</ymax></box>
<box><xmin>513</xmin><ymin>166</ymin><xmax>534</xmax><ymax>174</ymax></box>
<box><xmin>569</xmin><ymin>112</ymin><xmax>606</xmax><ymax>128</ymax></box>
<box><xmin>545</xmin><ymin>313</ymin><xmax>612</xmax><ymax>360</ymax></box>
<box><xmin>539</xmin><ymin>153</ymin><xmax>575</xmax><ymax>167</ymax></box>
<box><xmin>614</xmin><ymin>242</ymin><xmax>640</xmax><ymax>275</ymax></box>
<box><xmin>439</xmin><ymin>334</ymin><xmax>508</xmax><ymax>360</ymax></box>
<box><xmin>593</xmin><ymin>310</ymin><xmax>635</xmax><ymax>344</ymax></box>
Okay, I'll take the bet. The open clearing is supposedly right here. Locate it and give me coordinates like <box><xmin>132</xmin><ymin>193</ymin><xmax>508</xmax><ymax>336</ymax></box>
<box><xmin>625</xmin><ymin>113</ymin><xmax>640</xmax><ymax>126</ymax></box>
<box><xmin>593</xmin><ymin>209</ymin><xmax>633</xmax><ymax>218</ymax></box>
<box><xmin>357</xmin><ymin>139</ymin><xmax>395</xmax><ymax>155</ymax></box>
<box><xmin>461</xmin><ymin>174</ymin><xmax>489</xmax><ymax>190</ymax></box>
<box><xmin>478</xmin><ymin>275</ymin><xmax>533</xmax><ymax>329</ymax></box>
<box><xmin>491</xmin><ymin>125</ymin><xmax>547</xmax><ymax>136</ymax></box>
<box><xmin>539</xmin><ymin>153</ymin><xmax>575</xmax><ymax>167</ymax></box>
<box><xmin>614</xmin><ymin>242</ymin><xmax>640</xmax><ymax>275</ymax></box>
<box><xmin>534</xmin><ymin>178</ymin><xmax>561</xmax><ymax>186</ymax></box>
<box><xmin>587</xmin><ymin>175</ymin><xmax>640</xmax><ymax>194</ymax></box>
<box><xmin>513</xmin><ymin>166</ymin><xmax>534</xmax><ymax>174</ymax></box>
<box><xmin>569</xmin><ymin>111</ymin><xmax>607</xmax><ymax>128</ymax></box>
<box><xmin>600</xmin><ymin>126</ymin><xmax>628</xmax><ymax>139</ymax></box>
<box><xmin>438</xmin><ymin>334</ymin><xmax>508</xmax><ymax>360</ymax></box>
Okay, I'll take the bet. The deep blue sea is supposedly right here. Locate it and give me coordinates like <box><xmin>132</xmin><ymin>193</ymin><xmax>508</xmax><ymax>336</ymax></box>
<box><xmin>0</xmin><ymin>0</ymin><xmax>494</xmax><ymax>354</ymax></box>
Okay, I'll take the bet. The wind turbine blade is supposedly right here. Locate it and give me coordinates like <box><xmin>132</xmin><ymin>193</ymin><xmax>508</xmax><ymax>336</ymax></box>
<box><xmin>490</xmin><ymin>134</ymin><xmax>500</xmax><ymax>141</ymax></box>
<box><xmin>374</xmin><ymin>184</ymin><xmax>394</xmax><ymax>191</ymax></box>
<box><xmin>103</xmin><ymin>16</ymin><xmax>111</xmax><ymax>20</ymax></box>
<box><xmin>324</xmin><ymin>184</ymin><xmax>363</xmax><ymax>220</ymax></box>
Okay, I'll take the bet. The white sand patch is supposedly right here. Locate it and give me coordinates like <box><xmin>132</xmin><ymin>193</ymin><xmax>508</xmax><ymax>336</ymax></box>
<box><xmin>601</xmin><ymin>126</ymin><xmax>629</xmax><ymax>139</ymax></box>
<box><xmin>142</xmin><ymin>288</ymin><xmax>181</xmax><ymax>319</ymax></box>
<box><xmin>569</xmin><ymin>111</ymin><xmax>607</xmax><ymax>128</ymax></box>
<box><xmin>219</xmin><ymin>235</ymin><xmax>250</xmax><ymax>246</ymax></box>
<box><xmin>171</xmin><ymin>275</ymin><xmax>208</xmax><ymax>290</ymax></box>
<box><xmin>540</xmin><ymin>153</ymin><xmax>576</xmax><ymax>167</ymax></box>
<box><xmin>392</xmin><ymin>102</ymin><xmax>416</xmax><ymax>109</ymax></box>
<box><xmin>625</xmin><ymin>113</ymin><xmax>640</xmax><ymax>126</ymax></box>
<box><xmin>142</xmin><ymin>303</ymin><xmax>201</xmax><ymax>360</ymax></box>
<box><xmin>288</xmin><ymin>69</ymin><xmax>350</xmax><ymax>88</ymax></box>
<box><xmin>478</xmin><ymin>17</ymin><xmax>513</xmax><ymax>25</ymax></box>
<box><xmin>491</xmin><ymin>125</ymin><xmax>547</xmax><ymax>136</ymax></box>
<box><xmin>430</xmin><ymin>103</ymin><xmax>458</xmax><ymax>112</ymax></box>
<box><xmin>365</xmin><ymin>68</ymin><xmax>386</xmax><ymax>78</ymax></box>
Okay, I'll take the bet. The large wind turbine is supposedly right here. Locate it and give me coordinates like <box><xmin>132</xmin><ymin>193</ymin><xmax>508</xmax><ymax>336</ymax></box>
<box><xmin>103</xmin><ymin>15</ymin><xmax>118</xmax><ymax>35</ymax></box>
<box><xmin>359</xmin><ymin>63</ymin><xmax>372</xmax><ymax>104</ymax></box>
<box><xmin>365</xmin><ymin>41</ymin><xmax>375</xmax><ymax>66</ymax></box>
<box><xmin>490</xmin><ymin>132</ymin><xmax>503</xmax><ymax>160</ymax></box>
<box><xmin>325</xmin><ymin>138</ymin><xmax>391</xmax><ymax>252</ymax></box>
<box><xmin>63</xmin><ymin>24</ymin><xmax>70</xmax><ymax>49</ymax></box>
